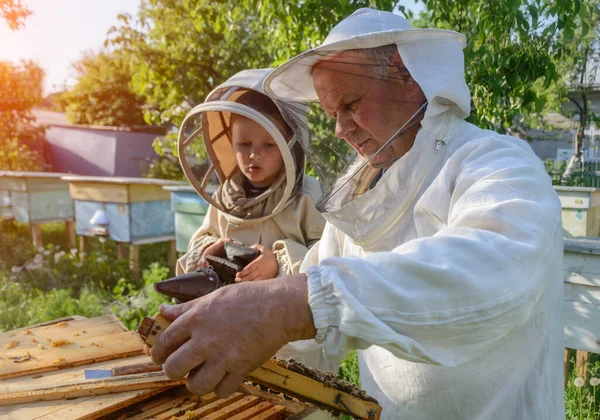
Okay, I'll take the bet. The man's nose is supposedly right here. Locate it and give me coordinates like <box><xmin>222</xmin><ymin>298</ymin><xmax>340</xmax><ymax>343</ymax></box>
<box><xmin>335</xmin><ymin>109</ymin><xmax>357</xmax><ymax>140</ymax></box>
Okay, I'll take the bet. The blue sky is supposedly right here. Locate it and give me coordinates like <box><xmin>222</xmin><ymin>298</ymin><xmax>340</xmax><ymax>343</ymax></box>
<box><xmin>0</xmin><ymin>1</ymin><xmax>423</xmax><ymax>96</ymax></box>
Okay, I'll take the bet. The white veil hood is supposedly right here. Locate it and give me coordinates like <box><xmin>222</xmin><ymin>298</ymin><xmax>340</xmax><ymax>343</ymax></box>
<box><xmin>178</xmin><ymin>68</ymin><xmax>306</xmax><ymax>220</ymax></box>
<box><xmin>262</xmin><ymin>8</ymin><xmax>471</xmax><ymax>214</ymax></box>
<box><xmin>264</xmin><ymin>7</ymin><xmax>471</xmax><ymax>121</ymax></box>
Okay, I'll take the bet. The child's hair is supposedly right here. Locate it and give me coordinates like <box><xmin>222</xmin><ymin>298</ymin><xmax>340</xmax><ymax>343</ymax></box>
<box><xmin>230</xmin><ymin>90</ymin><xmax>293</xmax><ymax>139</ymax></box>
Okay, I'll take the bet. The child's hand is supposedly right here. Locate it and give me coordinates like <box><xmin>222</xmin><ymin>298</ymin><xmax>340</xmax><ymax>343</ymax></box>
<box><xmin>198</xmin><ymin>238</ymin><xmax>229</xmax><ymax>268</ymax></box>
<box><xmin>235</xmin><ymin>244</ymin><xmax>278</xmax><ymax>282</ymax></box>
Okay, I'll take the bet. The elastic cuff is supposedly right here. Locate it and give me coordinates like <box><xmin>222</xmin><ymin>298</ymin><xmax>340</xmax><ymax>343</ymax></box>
<box><xmin>273</xmin><ymin>244</ymin><xmax>290</xmax><ymax>276</ymax></box>
<box><xmin>184</xmin><ymin>236</ymin><xmax>218</xmax><ymax>272</ymax></box>
<box><xmin>306</xmin><ymin>265</ymin><xmax>340</xmax><ymax>344</ymax></box>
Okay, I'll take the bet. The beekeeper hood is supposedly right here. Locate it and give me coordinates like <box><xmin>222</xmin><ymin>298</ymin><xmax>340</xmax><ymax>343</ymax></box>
<box><xmin>264</xmin><ymin>8</ymin><xmax>471</xmax><ymax>213</ymax></box>
<box><xmin>178</xmin><ymin>68</ymin><xmax>306</xmax><ymax>220</ymax></box>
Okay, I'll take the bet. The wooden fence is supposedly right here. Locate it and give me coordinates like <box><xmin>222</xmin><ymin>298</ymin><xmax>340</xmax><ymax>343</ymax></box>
<box><xmin>544</xmin><ymin>159</ymin><xmax>600</xmax><ymax>188</ymax></box>
<box><xmin>563</xmin><ymin>238</ymin><xmax>600</xmax><ymax>385</ymax></box>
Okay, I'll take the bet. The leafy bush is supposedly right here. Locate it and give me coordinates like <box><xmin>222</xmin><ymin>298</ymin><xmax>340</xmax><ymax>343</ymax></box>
<box><xmin>0</xmin><ymin>222</ymin><xmax>172</xmax><ymax>332</ymax></box>
<box><xmin>109</xmin><ymin>263</ymin><xmax>172</xmax><ymax>330</ymax></box>
<box><xmin>565</xmin><ymin>359</ymin><xmax>600</xmax><ymax>420</ymax></box>
<box><xmin>8</xmin><ymin>244</ymin><xmax>129</xmax><ymax>292</ymax></box>
<box><xmin>0</xmin><ymin>271</ymin><xmax>110</xmax><ymax>331</ymax></box>
<box><xmin>338</xmin><ymin>350</ymin><xmax>360</xmax><ymax>386</ymax></box>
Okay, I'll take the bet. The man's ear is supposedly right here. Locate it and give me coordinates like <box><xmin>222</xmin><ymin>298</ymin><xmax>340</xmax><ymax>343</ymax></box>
<box><xmin>389</xmin><ymin>49</ymin><xmax>404</xmax><ymax>70</ymax></box>
<box><xmin>389</xmin><ymin>49</ymin><xmax>423</xmax><ymax>98</ymax></box>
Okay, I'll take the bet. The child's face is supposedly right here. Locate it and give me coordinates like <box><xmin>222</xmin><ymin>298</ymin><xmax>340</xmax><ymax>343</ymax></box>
<box><xmin>231</xmin><ymin>116</ymin><xmax>284</xmax><ymax>188</ymax></box>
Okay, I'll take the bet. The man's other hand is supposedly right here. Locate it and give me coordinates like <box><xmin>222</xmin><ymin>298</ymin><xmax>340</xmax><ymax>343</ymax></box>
<box><xmin>150</xmin><ymin>274</ymin><xmax>316</xmax><ymax>398</ymax></box>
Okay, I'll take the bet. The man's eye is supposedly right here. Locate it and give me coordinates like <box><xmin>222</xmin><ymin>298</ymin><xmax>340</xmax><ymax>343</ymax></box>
<box><xmin>266</xmin><ymin>143</ymin><xmax>277</xmax><ymax>148</ymax></box>
<box><xmin>348</xmin><ymin>99</ymin><xmax>360</xmax><ymax>111</ymax></box>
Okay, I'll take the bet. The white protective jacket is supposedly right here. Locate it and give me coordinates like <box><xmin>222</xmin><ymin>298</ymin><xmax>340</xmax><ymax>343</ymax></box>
<box><xmin>266</xmin><ymin>8</ymin><xmax>565</xmax><ymax>420</ymax></box>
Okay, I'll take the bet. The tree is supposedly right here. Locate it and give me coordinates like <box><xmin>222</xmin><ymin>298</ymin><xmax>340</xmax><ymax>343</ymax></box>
<box><xmin>106</xmin><ymin>0</ymin><xmax>397</xmax><ymax>179</ymax></box>
<box><xmin>559</xmin><ymin>0</ymin><xmax>600</xmax><ymax>184</ymax></box>
<box><xmin>0</xmin><ymin>0</ymin><xmax>32</xmax><ymax>30</ymax></box>
<box><xmin>60</xmin><ymin>50</ymin><xmax>147</xmax><ymax>127</ymax></box>
<box><xmin>107</xmin><ymin>0</ymin><xmax>277</xmax><ymax>130</ymax></box>
<box><xmin>238</xmin><ymin>0</ymin><xmax>399</xmax><ymax>64</ymax></box>
<box><xmin>108</xmin><ymin>0</ymin><xmax>580</xmax><ymax>179</ymax></box>
<box><xmin>410</xmin><ymin>0</ymin><xmax>580</xmax><ymax>132</ymax></box>
<box><xmin>106</xmin><ymin>0</ymin><xmax>279</xmax><ymax>178</ymax></box>
<box><xmin>0</xmin><ymin>60</ymin><xmax>45</xmax><ymax>171</ymax></box>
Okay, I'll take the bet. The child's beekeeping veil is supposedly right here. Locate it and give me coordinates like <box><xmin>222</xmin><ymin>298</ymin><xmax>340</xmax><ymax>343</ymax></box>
<box><xmin>263</xmin><ymin>8</ymin><xmax>470</xmax><ymax>214</ymax></box>
<box><xmin>178</xmin><ymin>68</ymin><xmax>306</xmax><ymax>220</ymax></box>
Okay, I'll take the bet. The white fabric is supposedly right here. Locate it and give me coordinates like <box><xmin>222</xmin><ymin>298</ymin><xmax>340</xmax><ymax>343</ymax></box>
<box><xmin>267</xmin><ymin>8</ymin><xmax>565</xmax><ymax>420</ymax></box>
<box><xmin>263</xmin><ymin>8</ymin><xmax>470</xmax><ymax>120</ymax></box>
<box><xmin>301</xmin><ymin>116</ymin><xmax>564</xmax><ymax>419</ymax></box>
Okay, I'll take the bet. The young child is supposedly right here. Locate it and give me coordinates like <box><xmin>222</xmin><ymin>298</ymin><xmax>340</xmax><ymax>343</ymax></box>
<box><xmin>176</xmin><ymin>68</ymin><xmax>325</xmax><ymax>281</ymax></box>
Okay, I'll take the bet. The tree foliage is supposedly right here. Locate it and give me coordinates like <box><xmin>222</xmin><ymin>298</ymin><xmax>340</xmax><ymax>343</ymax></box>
<box><xmin>107</xmin><ymin>0</ymin><xmax>275</xmax><ymax>131</ymax></box>
<box><xmin>555</xmin><ymin>0</ymin><xmax>600</xmax><ymax>183</ymax></box>
<box><xmin>107</xmin><ymin>0</ymin><xmax>584</xmax><ymax>173</ymax></box>
<box><xmin>413</xmin><ymin>0</ymin><xmax>581</xmax><ymax>132</ymax></box>
<box><xmin>0</xmin><ymin>60</ymin><xmax>45</xmax><ymax>171</ymax></box>
<box><xmin>0</xmin><ymin>0</ymin><xmax>32</xmax><ymax>30</ymax></box>
<box><xmin>60</xmin><ymin>50</ymin><xmax>147</xmax><ymax>127</ymax></box>
<box><xmin>107</xmin><ymin>0</ymin><xmax>398</xmax><ymax>178</ymax></box>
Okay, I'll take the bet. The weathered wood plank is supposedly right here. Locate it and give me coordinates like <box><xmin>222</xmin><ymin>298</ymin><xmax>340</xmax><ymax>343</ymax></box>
<box><xmin>227</xmin><ymin>402</ymin><xmax>274</xmax><ymax>420</ymax></box>
<box><xmin>1</xmin><ymin>330</ymin><xmax>143</xmax><ymax>380</ymax></box>
<box><xmin>177</xmin><ymin>393</ymin><xmax>245</xmax><ymax>419</ymax></box>
<box><xmin>202</xmin><ymin>396</ymin><xmax>260</xmax><ymax>420</ymax></box>
<box><xmin>128</xmin><ymin>184</ymin><xmax>171</xmax><ymax>203</ymax></box>
<box><xmin>0</xmin><ymin>372</ymin><xmax>183</xmax><ymax>406</ymax></box>
<box><xmin>69</xmin><ymin>183</ymin><xmax>130</xmax><ymax>204</ymax></box>
<box><xmin>250</xmin><ymin>405</ymin><xmax>286</xmax><ymax>420</ymax></box>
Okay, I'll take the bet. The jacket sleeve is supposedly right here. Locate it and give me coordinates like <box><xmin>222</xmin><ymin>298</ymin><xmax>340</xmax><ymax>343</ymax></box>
<box><xmin>306</xmin><ymin>140</ymin><xmax>563</xmax><ymax>366</ymax></box>
<box><xmin>272</xmin><ymin>192</ymin><xmax>326</xmax><ymax>275</ymax></box>
<box><xmin>176</xmin><ymin>204</ymin><xmax>222</xmax><ymax>275</ymax></box>
<box><xmin>276</xmin><ymin>223</ymin><xmax>340</xmax><ymax>372</ymax></box>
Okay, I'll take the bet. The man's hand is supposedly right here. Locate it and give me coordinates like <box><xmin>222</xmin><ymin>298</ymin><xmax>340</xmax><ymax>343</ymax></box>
<box><xmin>150</xmin><ymin>274</ymin><xmax>316</xmax><ymax>398</ymax></box>
<box><xmin>236</xmin><ymin>244</ymin><xmax>278</xmax><ymax>282</ymax></box>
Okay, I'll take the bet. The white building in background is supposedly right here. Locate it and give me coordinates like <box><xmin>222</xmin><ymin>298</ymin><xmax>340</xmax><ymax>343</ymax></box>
<box><xmin>528</xmin><ymin>55</ymin><xmax>600</xmax><ymax>162</ymax></box>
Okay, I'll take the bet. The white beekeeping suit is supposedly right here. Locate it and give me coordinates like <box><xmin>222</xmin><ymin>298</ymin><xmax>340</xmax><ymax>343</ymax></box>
<box><xmin>265</xmin><ymin>8</ymin><xmax>564</xmax><ymax>420</ymax></box>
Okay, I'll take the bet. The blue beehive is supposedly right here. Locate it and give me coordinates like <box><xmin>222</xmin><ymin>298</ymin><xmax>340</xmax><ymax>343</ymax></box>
<box><xmin>163</xmin><ymin>185</ymin><xmax>213</xmax><ymax>253</ymax></box>
<box><xmin>64</xmin><ymin>176</ymin><xmax>185</xmax><ymax>244</ymax></box>
<box><xmin>0</xmin><ymin>171</ymin><xmax>75</xmax><ymax>247</ymax></box>
<box><xmin>0</xmin><ymin>171</ymin><xmax>74</xmax><ymax>224</ymax></box>
<box><xmin>64</xmin><ymin>176</ymin><xmax>186</xmax><ymax>274</ymax></box>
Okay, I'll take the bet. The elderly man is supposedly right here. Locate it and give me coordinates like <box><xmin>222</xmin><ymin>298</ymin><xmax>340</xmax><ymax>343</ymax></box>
<box><xmin>151</xmin><ymin>8</ymin><xmax>564</xmax><ymax>419</ymax></box>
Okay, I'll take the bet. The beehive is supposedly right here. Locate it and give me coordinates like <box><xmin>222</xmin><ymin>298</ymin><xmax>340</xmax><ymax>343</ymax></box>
<box><xmin>64</xmin><ymin>176</ymin><xmax>186</xmax><ymax>273</ymax></box>
<box><xmin>555</xmin><ymin>186</ymin><xmax>600</xmax><ymax>238</ymax></box>
<box><xmin>103</xmin><ymin>384</ymin><xmax>322</xmax><ymax>419</ymax></box>
<box><xmin>163</xmin><ymin>185</ymin><xmax>214</xmax><ymax>253</ymax></box>
<box><xmin>0</xmin><ymin>171</ymin><xmax>75</xmax><ymax>246</ymax></box>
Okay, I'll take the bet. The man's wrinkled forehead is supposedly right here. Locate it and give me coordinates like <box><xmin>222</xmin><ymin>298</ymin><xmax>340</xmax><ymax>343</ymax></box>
<box><xmin>309</xmin><ymin>47</ymin><xmax>411</xmax><ymax>84</ymax></box>
<box><xmin>310</xmin><ymin>49</ymin><xmax>376</xmax><ymax>75</ymax></box>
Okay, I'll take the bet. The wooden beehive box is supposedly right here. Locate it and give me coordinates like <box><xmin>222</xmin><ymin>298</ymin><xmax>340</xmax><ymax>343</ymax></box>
<box><xmin>163</xmin><ymin>185</ymin><xmax>212</xmax><ymax>253</ymax></box>
<box><xmin>555</xmin><ymin>186</ymin><xmax>600</xmax><ymax>238</ymax></box>
<box><xmin>564</xmin><ymin>237</ymin><xmax>600</xmax><ymax>354</ymax></box>
<box><xmin>563</xmin><ymin>237</ymin><xmax>600</xmax><ymax>384</ymax></box>
<box><xmin>64</xmin><ymin>176</ymin><xmax>185</xmax><ymax>244</ymax></box>
<box><xmin>0</xmin><ymin>316</ymin><xmax>328</xmax><ymax>419</ymax></box>
<box><xmin>0</xmin><ymin>171</ymin><xmax>74</xmax><ymax>225</ymax></box>
<box><xmin>99</xmin><ymin>384</ymin><xmax>323</xmax><ymax>419</ymax></box>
